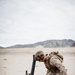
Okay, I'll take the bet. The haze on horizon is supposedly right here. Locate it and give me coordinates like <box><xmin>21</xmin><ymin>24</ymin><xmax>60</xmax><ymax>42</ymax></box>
<box><xmin>0</xmin><ymin>0</ymin><xmax>75</xmax><ymax>47</ymax></box>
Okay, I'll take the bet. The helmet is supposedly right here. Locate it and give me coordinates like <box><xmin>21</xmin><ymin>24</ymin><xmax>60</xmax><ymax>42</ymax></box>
<box><xmin>35</xmin><ymin>51</ymin><xmax>44</xmax><ymax>61</ymax></box>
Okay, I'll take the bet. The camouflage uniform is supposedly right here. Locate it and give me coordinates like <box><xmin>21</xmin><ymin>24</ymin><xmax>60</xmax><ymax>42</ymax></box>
<box><xmin>45</xmin><ymin>55</ymin><xmax>67</xmax><ymax>75</ymax></box>
<box><xmin>35</xmin><ymin>51</ymin><xmax>67</xmax><ymax>75</ymax></box>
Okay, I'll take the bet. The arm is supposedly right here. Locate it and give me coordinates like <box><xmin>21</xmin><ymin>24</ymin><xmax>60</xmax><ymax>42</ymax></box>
<box><xmin>50</xmin><ymin>56</ymin><xmax>67</xmax><ymax>75</ymax></box>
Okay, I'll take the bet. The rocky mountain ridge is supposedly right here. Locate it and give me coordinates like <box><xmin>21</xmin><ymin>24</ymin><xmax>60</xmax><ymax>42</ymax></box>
<box><xmin>5</xmin><ymin>39</ymin><xmax>75</xmax><ymax>48</ymax></box>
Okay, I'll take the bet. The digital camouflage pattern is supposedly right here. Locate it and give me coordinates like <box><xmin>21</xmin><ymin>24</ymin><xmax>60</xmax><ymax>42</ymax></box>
<box><xmin>45</xmin><ymin>55</ymin><xmax>67</xmax><ymax>75</ymax></box>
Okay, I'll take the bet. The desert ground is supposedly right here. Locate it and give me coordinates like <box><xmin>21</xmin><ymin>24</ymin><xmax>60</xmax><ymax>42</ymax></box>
<box><xmin>0</xmin><ymin>47</ymin><xmax>75</xmax><ymax>75</ymax></box>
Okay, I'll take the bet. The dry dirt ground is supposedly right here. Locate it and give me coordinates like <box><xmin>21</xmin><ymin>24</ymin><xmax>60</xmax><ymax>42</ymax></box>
<box><xmin>0</xmin><ymin>47</ymin><xmax>75</xmax><ymax>75</ymax></box>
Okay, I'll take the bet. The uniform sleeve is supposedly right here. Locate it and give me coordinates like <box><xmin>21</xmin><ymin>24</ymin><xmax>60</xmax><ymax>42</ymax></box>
<box><xmin>50</xmin><ymin>56</ymin><xmax>67</xmax><ymax>75</ymax></box>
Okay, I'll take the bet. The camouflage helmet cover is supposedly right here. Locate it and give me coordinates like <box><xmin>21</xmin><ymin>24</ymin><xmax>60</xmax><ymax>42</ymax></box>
<box><xmin>35</xmin><ymin>51</ymin><xmax>44</xmax><ymax>61</ymax></box>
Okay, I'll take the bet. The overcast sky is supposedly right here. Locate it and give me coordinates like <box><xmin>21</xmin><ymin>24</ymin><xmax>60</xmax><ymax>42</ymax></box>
<box><xmin>0</xmin><ymin>0</ymin><xmax>75</xmax><ymax>47</ymax></box>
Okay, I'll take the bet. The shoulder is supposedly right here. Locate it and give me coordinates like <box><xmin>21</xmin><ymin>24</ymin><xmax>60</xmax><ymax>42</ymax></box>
<box><xmin>50</xmin><ymin>56</ymin><xmax>61</xmax><ymax>65</ymax></box>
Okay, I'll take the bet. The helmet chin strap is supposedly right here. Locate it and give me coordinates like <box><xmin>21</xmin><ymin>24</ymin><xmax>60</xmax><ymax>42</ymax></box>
<box><xmin>43</xmin><ymin>56</ymin><xmax>48</xmax><ymax>62</ymax></box>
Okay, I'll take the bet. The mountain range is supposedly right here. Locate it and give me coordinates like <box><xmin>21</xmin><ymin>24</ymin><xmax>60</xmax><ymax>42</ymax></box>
<box><xmin>2</xmin><ymin>39</ymin><xmax>74</xmax><ymax>48</ymax></box>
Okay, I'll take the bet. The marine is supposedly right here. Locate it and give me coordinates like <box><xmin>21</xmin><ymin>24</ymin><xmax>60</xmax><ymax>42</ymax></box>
<box><xmin>35</xmin><ymin>51</ymin><xmax>67</xmax><ymax>75</ymax></box>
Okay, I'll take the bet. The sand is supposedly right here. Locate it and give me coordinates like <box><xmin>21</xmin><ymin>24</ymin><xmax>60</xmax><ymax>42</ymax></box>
<box><xmin>0</xmin><ymin>47</ymin><xmax>75</xmax><ymax>75</ymax></box>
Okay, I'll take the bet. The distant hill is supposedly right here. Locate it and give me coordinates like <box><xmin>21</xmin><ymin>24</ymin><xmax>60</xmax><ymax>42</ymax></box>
<box><xmin>6</xmin><ymin>39</ymin><xmax>75</xmax><ymax>48</ymax></box>
<box><xmin>71</xmin><ymin>43</ymin><xmax>75</xmax><ymax>47</ymax></box>
<box><xmin>0</xmin><ymin>46</ymin><xmax>4</xmax><ymax>49</ymax></box>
